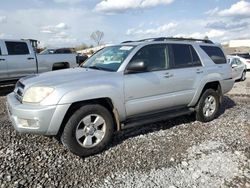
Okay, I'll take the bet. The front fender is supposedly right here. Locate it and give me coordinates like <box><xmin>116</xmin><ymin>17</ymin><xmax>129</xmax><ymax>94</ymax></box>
<box><xmin>58</xmin><ymin>84</ymin><xmax>126</xmax><ymax>121</ymax></box>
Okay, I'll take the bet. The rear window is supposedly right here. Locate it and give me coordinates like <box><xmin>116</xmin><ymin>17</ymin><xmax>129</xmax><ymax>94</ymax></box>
<box><xmin>5</xmin><ymin>41</ymin><xmax>30</xmax><ymax>55</ymax></box>
<box><xmin>55</xmin><ymin>49</ymin><xmax>73</xmax><ymax>54</ymax></box>
<box><xmin>200</xmin><ymin>46</ymin><xmax>226</xmax><ymax>64</ymax></box>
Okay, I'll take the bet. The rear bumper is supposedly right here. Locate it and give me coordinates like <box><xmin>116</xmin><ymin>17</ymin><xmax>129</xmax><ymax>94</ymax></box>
<box><xmin>220</xmin><ymin>78</ymin><xmax>235</xmax><ymax>94</ymax></box>
<box><xmin>6</xmin><ymin>92</ymin><xmax>70</xmax><ymax>135</ymax></box>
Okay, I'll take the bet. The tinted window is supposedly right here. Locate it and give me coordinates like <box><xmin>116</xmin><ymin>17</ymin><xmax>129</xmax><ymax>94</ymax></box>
<box><xmin>130</xmin><ymin>44</ymin><xmax>168</xmax><ymax>71</ymax></box>
<box><xmin>191</xmin><ymin>46</ymin><xmax>202</xmax><ymax>66</ymax></box>
<box><xmin>55</xmin><ymin>49</ymin><xmax>72</xmax><ymax>54</ymax></box>
<box><xmin>200</xmin><ymin>46</ymin><xmax>226</xmax><ymax>64</ymax></box>
<box><xmin>169</xmin><ymin>44</ymin><xmax>201</xmax><ymax>68</ymax></box>
<box><xmin>5</xmin><ymin>42</ymin><xmax>29</xmax><ymax>55</ymax></box>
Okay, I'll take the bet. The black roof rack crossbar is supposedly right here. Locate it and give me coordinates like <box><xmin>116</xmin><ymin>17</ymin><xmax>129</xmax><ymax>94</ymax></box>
<box><xmin>122</xmin><ymin>37</ymin><xmax>214</xmax><ymax>44</ymax></box>
<box><xmin>121</xmin><ymin>38</ymin><xmax>155</xmax><ymax>43</ymax></box>
<box><xmin>154</xmin><ymin>37</ymin><xmax>214</xmax><ymax>44</ymax></box>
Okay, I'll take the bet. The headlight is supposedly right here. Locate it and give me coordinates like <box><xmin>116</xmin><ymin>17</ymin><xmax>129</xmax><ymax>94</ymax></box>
<box><xmin>23</xmin><ymin>87</ymin><xmax>54</xmax><ymax>103</ymax></box>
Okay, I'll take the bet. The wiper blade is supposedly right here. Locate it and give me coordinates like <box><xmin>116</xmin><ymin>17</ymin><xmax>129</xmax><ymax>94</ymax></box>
<box><xmin>84</xmin><ymin>66</ymin><xmax>113</xmax><ymax>71</ymax></box>
<box><xmin>88</xmin><ymin>66</ymin><xmax>103</xmax><ymax>70</ymax></box>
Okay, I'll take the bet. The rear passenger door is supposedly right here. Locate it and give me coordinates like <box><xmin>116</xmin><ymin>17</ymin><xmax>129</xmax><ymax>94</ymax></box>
<box><xmin>0</xmin><ymin>41</ymin><xmax>8</xmax><ymax>81</ymax></box>
<box><xmin>165</xmin><ymin>43</ymin><xmax>204</xmax><ymax>105</ymax></box>
<box><xmin>4</xmin><ymin>41</ymin><xmax>36</xmax><ymax>79</ymax></box>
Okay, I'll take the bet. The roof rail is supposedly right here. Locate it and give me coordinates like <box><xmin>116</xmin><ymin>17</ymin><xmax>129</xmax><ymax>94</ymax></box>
<box><xmin>122</xmin><ymin>37</ymin><xmax>214</xmax><ymax>44</ymax></box>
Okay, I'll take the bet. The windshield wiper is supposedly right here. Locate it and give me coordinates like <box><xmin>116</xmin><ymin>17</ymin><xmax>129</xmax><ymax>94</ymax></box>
<box><xmin>83</xmin><ymin>65</ymin><xmax>113</xmax><ymax>72</ymax></box>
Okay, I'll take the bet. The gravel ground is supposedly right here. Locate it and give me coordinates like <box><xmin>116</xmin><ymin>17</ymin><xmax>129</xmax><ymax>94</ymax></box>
<box><xmin>0</xmin><ymin>75</ymin><xmax>249</xmax><ymax>188</ymax></box>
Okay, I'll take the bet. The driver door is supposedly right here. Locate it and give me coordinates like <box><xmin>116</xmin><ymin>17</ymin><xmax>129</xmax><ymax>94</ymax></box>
<box><xmin>124</xmin><ymin>44</ymin><xmax>174</xmax><ymax>117</ymax></box>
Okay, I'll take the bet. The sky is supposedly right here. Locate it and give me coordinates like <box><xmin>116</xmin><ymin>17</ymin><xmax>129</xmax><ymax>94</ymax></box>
<box><xmin>0</xmin><ymin>0</ymin><xmax>250</xmax><ymax>47</ymax></box>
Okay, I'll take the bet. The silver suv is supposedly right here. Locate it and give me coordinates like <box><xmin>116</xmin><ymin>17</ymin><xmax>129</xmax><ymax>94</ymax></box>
<box><xmin>7</xmin><ymin>37</ymin><xmax>234</xmax><ymax>157</ymax></box>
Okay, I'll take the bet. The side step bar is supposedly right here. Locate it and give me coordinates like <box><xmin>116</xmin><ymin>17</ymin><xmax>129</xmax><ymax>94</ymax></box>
<box><xmin>121</xmin><ymin>108</ymin><xmax>194</xmax><ymax>130</ymax></box>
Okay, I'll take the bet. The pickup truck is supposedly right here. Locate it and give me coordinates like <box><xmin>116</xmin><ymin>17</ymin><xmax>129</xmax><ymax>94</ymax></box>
<box><xmin>0</xmin><ymin>39</ymin><xmax>80</xmax><ymax>84</ymax></box>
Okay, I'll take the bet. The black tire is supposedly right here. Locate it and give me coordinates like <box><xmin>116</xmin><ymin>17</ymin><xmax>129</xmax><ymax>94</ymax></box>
<box><xmin>195</xmin><ymin>89</ymin><xmax>220</xmax><ymax>122</ymax></box>
<box><xmin>61</xmin><ymin>104</ymin><xmax>114</xmax><ymax>157</ymax></box>
<box><xmin>240</xmin><ymin>71</ymin><xmax>246</xmax><ymax>81</ymax></box>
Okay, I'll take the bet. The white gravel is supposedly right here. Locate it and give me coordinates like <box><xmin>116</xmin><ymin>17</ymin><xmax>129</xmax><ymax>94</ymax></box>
<box><xmin>99</xmin><ymin>141</ymin><xmax>248</xmax><ymax>188</ymax></box>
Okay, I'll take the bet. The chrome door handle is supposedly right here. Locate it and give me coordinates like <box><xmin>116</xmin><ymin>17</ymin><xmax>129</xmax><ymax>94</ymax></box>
<box><xmin>196</xmin><ymin>71</ymin><xmax>203</xmax><ymax>74</ymax></box>
<box><xmin>164</xmin><ymin>73</ymin><xmax>173</xmax><ymax>78</ymax></box>
<box><xmin>196</xmin><ymin>69</ymin><xmax>203</xmax><ymax>74</ymax></box>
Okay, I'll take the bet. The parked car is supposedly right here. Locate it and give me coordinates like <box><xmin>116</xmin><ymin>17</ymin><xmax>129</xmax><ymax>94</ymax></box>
<box><xmin>0</xmin><ymin>39</ymin><xmax>82</xmax><ymax>84</ymax></box>
<box><xmin>227</xmin><ymin>55</ymin><xmax>247</xmax><ymax>81</ymax></box>
<box><xmin>7</xmin><ymin>37</ymin><xmax>234</xmax><ymax>157</ymax></box>
<box><xmin>230</xmin><ymin>53</ymin><xmax>250</xmax><ymax>70</ymax></box>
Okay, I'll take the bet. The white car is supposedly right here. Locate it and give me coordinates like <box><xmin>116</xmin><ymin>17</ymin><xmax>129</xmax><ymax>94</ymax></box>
<box><xmin>227</xmin><ymin>55</ymin><xmax>247</xmax><ymax>81</ymax></box>
<box><xmin>230</xmin><ymin>53</ymin><xmax>250</xmax><ymax>70</ymax></box>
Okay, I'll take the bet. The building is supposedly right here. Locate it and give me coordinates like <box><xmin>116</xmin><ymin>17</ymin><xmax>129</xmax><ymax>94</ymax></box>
<box><xmin>229</xmin><ymin>39</ymin><xmax>250</xmax><ymax>48</ymax></box>
<box><xmin>223</xmin><ymin>39</ymin><xmax>250</xmax><ymax>55</ymax></box>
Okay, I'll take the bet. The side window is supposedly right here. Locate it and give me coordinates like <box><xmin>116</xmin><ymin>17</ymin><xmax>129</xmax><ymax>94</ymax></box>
<box><xmin>5</xmin><ymin>41</ymin><xmax>30</xmax><ymax>55</ymax></box>
<box><xmin>231</xmin><ymin>59</ymin><xmax>237</xmax><ymax>65</ymax></box>
<box><xmin>130</xmin><ymin>44</ymin><xmax>169</xmax><ymax>71</ymax></box>
<box><xmin>236</xmin><ymin>59</ymin><xmax>242</xmax><ymax>65</ymax></box>
<box><xmin>190</xmin><ymin>46</ymin><xmax>202</xmax><ymax>66</ymax></box>
<box><xmin>200</xmin><ymin>46</ymin><xmax>226</xmax><ymax>64</ymax></box>
<box><xmin>169</xmin><ymin>44</ymin><xmax>201</xmax><ymax>68</ymax></box>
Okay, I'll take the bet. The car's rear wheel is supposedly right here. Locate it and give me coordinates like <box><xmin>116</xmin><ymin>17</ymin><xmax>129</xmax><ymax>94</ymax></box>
<box><xmin>195</xmin><ymin>89</ymin><xmax>220</xmax><ymax>122</ymax></box>
<box><xmin>240</xmin><ymin>71</ymin><xmax>246</xmax><ymax>81</ymax></box>
<box><xmin>61</xmin><ymin>104</ymin><xmax>114</xmax><ymax>157</ymax></box>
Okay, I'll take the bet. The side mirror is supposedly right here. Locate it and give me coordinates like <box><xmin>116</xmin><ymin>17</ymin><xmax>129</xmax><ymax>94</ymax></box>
<box><xmin>232</xmin><ymin>64</ymin><xmax>238</xmax><ymax>68</ymax></box>
<box><xmin>126</xmin><ymin>60</ymin><xmax>147</xmax><ymax>73</ymax></box>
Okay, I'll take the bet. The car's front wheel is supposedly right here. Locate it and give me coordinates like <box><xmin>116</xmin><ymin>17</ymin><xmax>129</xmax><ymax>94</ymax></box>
<box><xmin>61</xmin><ymin>104</ymin><xmax>114</xmax><ymax>157</ymax></box>
<box><xmin>240</xmin><ymin>71</ymin><xmax>246</xmax><ymax>81</ymax></box>
<box><xmin>195</xmin><ymin>89</ymin><xmax>220</xmax><ymax>122</ymax></box>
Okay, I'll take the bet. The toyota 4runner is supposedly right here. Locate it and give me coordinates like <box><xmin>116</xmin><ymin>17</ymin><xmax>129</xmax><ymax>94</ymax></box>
<box><xmin>6</xmin><ymin>37</ymin><xmax>234</xmax><ymax>157</ymax></box>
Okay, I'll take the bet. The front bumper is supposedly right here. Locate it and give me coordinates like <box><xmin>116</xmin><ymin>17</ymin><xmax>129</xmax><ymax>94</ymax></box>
<box><xmin>6</xmin><ymin>92</ymin><xmax>70</xmax><ymax>135</ymax></box>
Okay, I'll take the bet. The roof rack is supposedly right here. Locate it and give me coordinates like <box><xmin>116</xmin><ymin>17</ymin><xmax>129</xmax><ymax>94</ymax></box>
<box><xmin>122</xmin><ymin>37</ymin><xmax>214</xmax><ymax>44</ymax></box>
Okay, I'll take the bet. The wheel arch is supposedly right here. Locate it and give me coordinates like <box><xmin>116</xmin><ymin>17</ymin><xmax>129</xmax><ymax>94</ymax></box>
<box><xmin>56</xmin><ymin>97</ymin><xmax>120</xmax><ymax>138</ymax></box>
<box><xmin>190</xmin><ymin>80</ymin><xmax>222</xmax><ymax>107</ymax></box>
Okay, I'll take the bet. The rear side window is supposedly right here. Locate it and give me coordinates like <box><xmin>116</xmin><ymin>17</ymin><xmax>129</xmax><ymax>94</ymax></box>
<box><xmin>169</xmin><ymin>44</ymin><xmax>201</xmax><ymax>68</ymax></box>
<box><xmin>5</xmin><ymin>41</ymin><xmax>29</xmax><ymax>55</ymax></box>
<box><xmin>200</xmin><ymin>46</ymin><xmax>226</xmax><ymax>64</ymax></box>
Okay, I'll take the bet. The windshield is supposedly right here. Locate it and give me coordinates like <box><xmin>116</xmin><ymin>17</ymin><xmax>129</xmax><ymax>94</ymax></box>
<box><xmin>82</xmin><ymin>45</ymin><xmax>135</xmax><ymax>72</ymax></box>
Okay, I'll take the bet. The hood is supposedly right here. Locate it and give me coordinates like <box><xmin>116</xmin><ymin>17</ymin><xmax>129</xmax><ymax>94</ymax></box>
<box><xmin>20</xmin><ymin>67</ymin><xmax>114</xmax><ymax>88</ymax></box>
